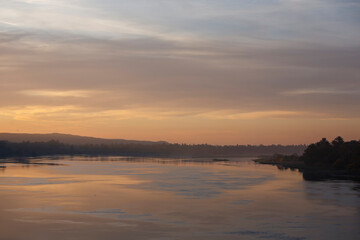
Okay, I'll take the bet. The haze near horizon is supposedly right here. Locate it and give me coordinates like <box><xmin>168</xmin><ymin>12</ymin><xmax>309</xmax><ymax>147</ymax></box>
<box><xmin>1</xmin><ymin>0</ymin><xmax>359</xmax><ymax>145</ymax></box>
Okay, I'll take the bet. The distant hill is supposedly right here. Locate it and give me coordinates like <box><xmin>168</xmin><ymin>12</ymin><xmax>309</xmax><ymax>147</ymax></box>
<box><xmin>0</xmin><ymin>133</ymin><xmax>168</xmax><ymax>145</ymax></box>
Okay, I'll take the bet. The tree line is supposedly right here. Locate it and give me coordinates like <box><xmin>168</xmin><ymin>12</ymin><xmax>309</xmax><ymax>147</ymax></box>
<box><xmin>0</xmin><ymin>140</ymin><xmax>306</xmax><ymax>158</ymax></box>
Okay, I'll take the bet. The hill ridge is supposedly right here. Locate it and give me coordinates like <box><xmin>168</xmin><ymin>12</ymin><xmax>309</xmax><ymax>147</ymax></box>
<box><xmin>0</xmin><ymin>133</ymin><xmax>167</xmax><ymax>145</ymax></box>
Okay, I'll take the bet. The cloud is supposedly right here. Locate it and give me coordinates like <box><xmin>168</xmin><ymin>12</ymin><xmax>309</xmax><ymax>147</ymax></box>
<box><xmin>0</xmin><ymin>1</ymin><xmax>199</xmax><ymax>43</ymax></box>
<box><xmin>282</xmin><ymin>89</ymin><xmax>360</xmax><ymax>96</ymax></box>
<box><xmin>0</xmin><ymin>105</ymin><xmax>79</xmax><ymax>121</ymax></box>
<box><xmin>1</xmin><ymin>36</ymin><xmax>359</xmax><ymax>119</ymax></box>
<box><xmin>0</xmin><ymin>104</ymin><xmax>338</xmax><ymax>123</ymax></box>
<box><xmin>200</xmin><ymin>110</ymin><xmax>304</xmax><ymax>120</ymax></box>
<box><xmin>20</xmin><ymin>90</ymin><xmax>98</xmax><ymax>98</ymax></box>
<box><xmin>0</xmin><ymin>104</ymin><xmax>200</xmax><ymax>122</ymax></box>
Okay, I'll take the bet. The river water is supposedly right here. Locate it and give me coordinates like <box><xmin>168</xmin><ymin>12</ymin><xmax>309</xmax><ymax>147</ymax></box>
<box><xmin>0</xmin><ymin>156</ymin><xmax>359</xmax><ymax>240</ymax></box>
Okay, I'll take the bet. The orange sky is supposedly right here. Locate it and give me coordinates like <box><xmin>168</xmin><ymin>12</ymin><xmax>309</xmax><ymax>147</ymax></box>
<box><xmin>0</xmin><ymin>0</ymin><xmax>359</xmax><ymax>145</ymax></box>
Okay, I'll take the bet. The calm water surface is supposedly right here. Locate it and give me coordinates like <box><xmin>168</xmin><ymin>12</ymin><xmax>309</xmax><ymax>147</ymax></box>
<box><xmin>0</xmin><ymin>156</ymin><xmax>359</xmax><ymax>240</ymax></box>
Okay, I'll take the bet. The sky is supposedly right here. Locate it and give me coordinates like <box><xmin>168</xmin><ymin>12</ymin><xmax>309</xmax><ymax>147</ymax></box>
<box><xmin>0</xmin><ymin>0</ymin><xmax>359</xmax><ymax>145</ymax></box>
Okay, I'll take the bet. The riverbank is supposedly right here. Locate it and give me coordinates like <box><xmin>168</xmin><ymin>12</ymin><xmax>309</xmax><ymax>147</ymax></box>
<box><xmin>253</xmin><ymin>155</ymin><xmax>305</xmax><ymax>169</ymax></box>
<box><xmin>254</xmin><ymin>155</ymin><xmax>360</xmax><ymax>181</ymax></box>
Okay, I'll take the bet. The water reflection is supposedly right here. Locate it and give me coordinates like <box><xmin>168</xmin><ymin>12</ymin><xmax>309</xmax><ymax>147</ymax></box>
<box><xmin>0</xmin><ymin>156</ymin><xmax>359</xmax><ymax>240</ymax></box>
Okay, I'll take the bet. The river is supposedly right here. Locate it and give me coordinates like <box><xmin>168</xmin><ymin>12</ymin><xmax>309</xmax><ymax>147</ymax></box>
<box><xmin>0</xmin><ymin>156</ymin><xmax>359</xmax><ymax>240</ymax></box>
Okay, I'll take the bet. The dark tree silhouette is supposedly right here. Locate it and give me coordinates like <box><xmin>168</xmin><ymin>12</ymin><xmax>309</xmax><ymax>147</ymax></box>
<box><xmin>301</xmin><ymin>136</ymin><xmax>360</xmax><ymax>171</ymax></box>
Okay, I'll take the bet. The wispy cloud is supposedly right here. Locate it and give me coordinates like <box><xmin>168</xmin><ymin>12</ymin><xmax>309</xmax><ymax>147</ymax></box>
<box><xmin>0</xmin><ymin>1</ymin><xmax>199</xmax><ymax>43</ymax></box>
<box><xmin>20</xmin><ymin>90</ymin><xmax>98</xmax><ymax>98</ymax></box>
<box><xmin>0</xmin><ymin>105</ymin><xmax>79</xmax><ymax>121</ymax></box>
<box><xmin>282</xmin><ymin>89</ymin><xmax>360</xmax><ymax>96</ymax></box>
<box><xmin>200</xmin><ymin>110</ymin><xmax>304</xmax><ymax>120</ymax></box>
<box><xmin>0</xmin><ymin>105</ymin><xmax>304</xmax><ymax>122</ymax></box>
